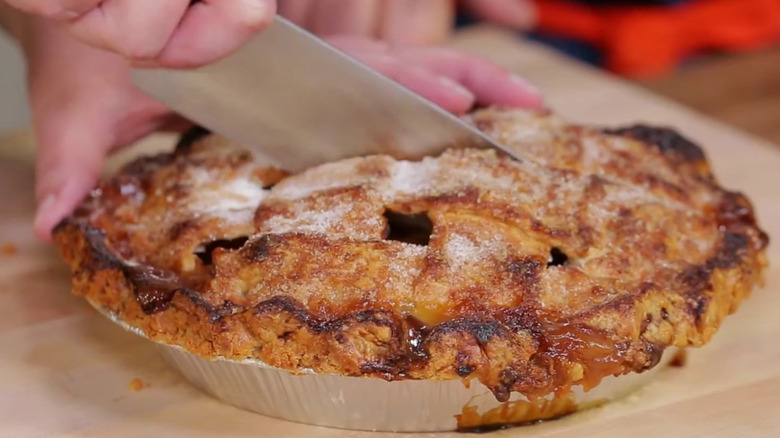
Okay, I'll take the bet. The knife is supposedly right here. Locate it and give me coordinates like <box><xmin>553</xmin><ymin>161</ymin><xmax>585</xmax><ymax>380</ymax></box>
<box><xmin>131</xmin><ymin>16</ymin><xmax>524</xmax><ymax>172</ymax></box>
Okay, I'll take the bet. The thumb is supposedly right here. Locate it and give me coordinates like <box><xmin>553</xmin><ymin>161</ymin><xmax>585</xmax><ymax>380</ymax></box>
<box><xmin>33</xmin><ymin>113</ymin><xmax>111</xmax><ymax>242</ymax></box>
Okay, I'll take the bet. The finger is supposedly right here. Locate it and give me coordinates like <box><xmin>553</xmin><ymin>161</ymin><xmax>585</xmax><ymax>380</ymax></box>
<box><xmin>398</xmin><ymin>47</ymin><xmax>543</xmax><ymax>109</ymax></box>
<box><xmin>378</xmin><ymin>0</ymin><xmax>455</xmax><ymax>46</ymax></box>
<box><xmin>277</xmin><ymin>0</ymin><xmax>314</xmax><ymax>27</ymax></box>
<box><xmin>309</xmin><ymin>0</ymin><xmax>381</xmax><ymax>37</ymax></box>
<box><xmin>65</xmin><ymin>0</ymin><xmax>190</xmax><ymax>61</ymax></box>
<box><xmin>326</xmin><ymin>35</ymin><xmax>391</xmax><ymax>54</ymax></box>
<box><xmin>32</xmin><ymin>107</ymin><xmax>112</xmax><ymax>242</ymax></box>
<box><xmin>346</xmin><ymin>51</ymin><xmax>475</xmax><ymax>114</ymax></box>
<box><xmin>460</xmin><ymin>0</ymin><xmax>536</xmax><ymax>30</ymax></box>
<box><xmin>4</xmin><ymin>0</ymin><xmax>100</xmax><ymax>21</ymax></box>
<box><xmin>155</xmin><ymin>0</ymin><xmax>276</xmax><ymax>68</ymax></box>
<box><xmin>32</xmin><ymin>94</ymin><xmax>174</xmax><ymax>242</ymax></box>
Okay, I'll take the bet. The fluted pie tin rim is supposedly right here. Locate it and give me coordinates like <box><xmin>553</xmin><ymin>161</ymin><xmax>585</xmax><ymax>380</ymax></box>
<box><xmin>94</xmin><ymin>301</ymin><xmax>675</xmax><ymax>432</ymax></box>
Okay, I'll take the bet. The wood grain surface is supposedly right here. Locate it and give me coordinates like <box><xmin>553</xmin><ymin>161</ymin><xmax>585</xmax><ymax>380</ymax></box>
<box><xmin>1</xmin><ymin>27</ymin><xmax>779</xmax><ymax>437</ymax></box>
<box><xmin>642</xmin><ymin>48</ymin><xmax>780</xmax><ymax>146</ymax></box>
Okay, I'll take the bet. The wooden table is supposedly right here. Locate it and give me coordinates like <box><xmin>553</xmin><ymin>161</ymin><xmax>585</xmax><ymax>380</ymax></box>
<box><xmin>641</xmin><ymin>47</ymin><xmax>780</xmax><ymax>147</ymax></box>
<box><xmin>2</xmin><ymin>27</ymin><xmax>780</xmax><ymax>437</ymax></box>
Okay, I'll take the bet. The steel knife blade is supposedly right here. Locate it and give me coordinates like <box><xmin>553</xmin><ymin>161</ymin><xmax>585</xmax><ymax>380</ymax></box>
<box><xmin>131</xmin><ymin>16</ymin><xmax>523</xmax><ymax>172</ymax></box>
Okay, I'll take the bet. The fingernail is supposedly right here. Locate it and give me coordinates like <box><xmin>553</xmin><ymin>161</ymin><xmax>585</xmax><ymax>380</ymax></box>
<box><xmin>438</xmin><ymin>76</ymin><xmax>475</xmax><ymax>100</ymax></box>
<box><xmin>509</xmin><ymin>74</ymin><xmax>542</xmax><ymax>96</ymax></box>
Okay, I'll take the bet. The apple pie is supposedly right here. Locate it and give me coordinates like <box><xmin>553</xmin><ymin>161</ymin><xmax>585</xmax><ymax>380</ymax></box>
<box><xmin>54</xmin><ymin>108</ymin><xmax>769</xmax><ymax>402</ymax></box>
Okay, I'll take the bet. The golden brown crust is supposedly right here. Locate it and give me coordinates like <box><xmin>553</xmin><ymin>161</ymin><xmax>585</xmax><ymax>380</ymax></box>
<box><xmin>53</xmin><ymin>108</ymin><xmax>769</xmax><ymax>401</ymax></box>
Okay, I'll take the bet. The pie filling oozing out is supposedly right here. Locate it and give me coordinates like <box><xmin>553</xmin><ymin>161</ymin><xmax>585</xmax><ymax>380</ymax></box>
<box><xmin>54</xmin><ymin>108</ymin><xmax>769</xmax><ymax>402</ymax></box>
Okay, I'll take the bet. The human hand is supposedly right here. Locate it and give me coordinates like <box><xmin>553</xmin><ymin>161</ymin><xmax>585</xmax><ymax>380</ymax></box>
<box><xmin>5</xmin><ymin>0</ymin><xmax>277</xmax><ymax>68</ymax></box>
<box><xmin>17</xmin><ymin>2</ymin><xmax>543</xmax><ymax>242</ymax></box>
<box><xmin>280</xmin><ymin>0</ymin><xmax>536</xmax><ymax>45</ymax></box>
<box><xmin>5</xmin><ymin>0</ymin><xmax>537</xmax><ymax>68</ymax></box>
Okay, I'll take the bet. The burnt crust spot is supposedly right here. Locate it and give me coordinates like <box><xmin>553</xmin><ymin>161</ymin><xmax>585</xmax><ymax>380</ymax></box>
<box><xmin>175</xmin><ymin>126</ymin><xmax>212</xmax><ymax>153</ymax></box>
<box><xmin>641</xmin><ymin>343</ymin><xmax>665</xmax><ymax>371</ymax></box>
<box><xmin>507</xmin><ymin>258</ymin><xmax>543</xmax><ymax>294</ymax></box>
<box><xmin>709</xmin><ymin>232</ymin><xmax>749</xmax><ymax>269</ymax></box>
<box><xmin>433</xmin><ymin>319</ymin><xmax>504</xmax><ymax>344</ymax></box>
<box><xmin>455</xmin><ymin>351</ymin><xmax>477</xmax><ymax>377</ymax></box>
<box><xmin>242</xmin><ymin>235</ymin><xmax>283</xmax><ymax>263</ymax></box>
<box><xmin>79</xmin><ymin>225</ymin><xmax>125</xmax><ymax>271</ymax></box>
<box><xmin>604</xmin><ymin>125</ymin><xmax>706</xmax><ymax>162</ymax></box>
<box><xmin>194</xmin><ymin>236</ymin><xmax>249</xmax><ymax>265</ymax></box>
<box><xmin>689</xmin><ymin>295</ymin><xmax>709</xmax><ymax>326</ymax></box>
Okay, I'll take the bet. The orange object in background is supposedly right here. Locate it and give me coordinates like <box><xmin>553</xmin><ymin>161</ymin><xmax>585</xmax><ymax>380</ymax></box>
<box><xmin>533</xmin><ymin>0</ymin><xmax>780</xmax><ymax>77</ymax></box>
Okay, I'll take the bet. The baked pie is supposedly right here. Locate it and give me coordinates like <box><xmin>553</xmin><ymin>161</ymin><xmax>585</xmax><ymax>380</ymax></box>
<box><xmin>54</xmin><ymin>108</ymin><xmax>768</xmax><ymax>403</ymax></box>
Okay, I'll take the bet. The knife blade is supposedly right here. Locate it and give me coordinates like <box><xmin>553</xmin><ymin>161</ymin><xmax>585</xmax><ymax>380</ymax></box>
<box><xmin>131</xmin><ymin>16</ymin><xmax>523</xmax><ymax>172</ymax></box>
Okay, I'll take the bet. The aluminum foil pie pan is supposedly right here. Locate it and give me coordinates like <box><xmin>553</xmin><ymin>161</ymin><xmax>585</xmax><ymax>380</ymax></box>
<box><xmin>93</xmin><ymin>303</ymin><xmax>675</xmax><ymax>432</ymax></box>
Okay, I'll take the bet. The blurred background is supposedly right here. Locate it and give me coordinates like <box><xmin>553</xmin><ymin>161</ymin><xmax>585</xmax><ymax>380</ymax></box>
<box><xmin>1</xmin><ymin>0</ymin><xmax>779</xmax><ymax>142</ymax></box>
<box><xmin>0</xmin><ymin>33</ymin><xmax>27</xmax><ymax>133</ymax></box>
<box><xmin>503</xmin><ymin>0</ymin><xmax>780</xmax><ymax>145</ymax></box>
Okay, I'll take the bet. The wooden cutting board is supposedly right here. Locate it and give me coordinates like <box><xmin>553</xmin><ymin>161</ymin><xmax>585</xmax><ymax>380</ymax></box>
<box><xmin>1</xmin><ymin>27</ymin><xmax>779</xmax><ymax>437</ymax></box>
